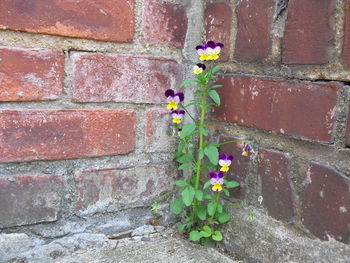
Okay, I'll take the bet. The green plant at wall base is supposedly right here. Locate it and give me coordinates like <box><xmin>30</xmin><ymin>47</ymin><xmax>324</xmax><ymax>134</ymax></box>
<box><xmin>162</xmin><ymin>40</ymin><xmax>254</xmax><ymax>244</ymax></box>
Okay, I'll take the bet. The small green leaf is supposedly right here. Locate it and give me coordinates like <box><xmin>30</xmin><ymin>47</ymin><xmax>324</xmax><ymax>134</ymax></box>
<box><xmin>175</xmin><ymin>180</ymin><xmax>188</xmax><ymax>187</ymax></box>
<box><xmin>200</xmin><ymin>226</ymin><xmax>212</xmax><ymax>237</ymax></box>
<box><xmin>208</xmin><ymin>90</ymin><xmax>221</xmax><ymax>106</ymax></box>
<box><xmin>225</xmin><ymin>181</ymin><xmax>240</xmax><ymax>188</ymax></box>
<box><xmin>178</xmin><ymin>223</ymin><xmax>187</xmax><ymax>233</ymax></box>
<box><xmin>212</xmin><ymin>230</ymin><xmax>223</xmax><ymax>241</ymax></box>
<box><xmin>199</xmin><ymin>126</ymin><xmax>208</xmax><ymax>136</ymax></box>
<box><xmin>189</xmin><ymin>230</ymin><xmax>202</xmax><ymax>241</ymax></box>
<box><xmin>217</xmin><ymin>204</ymin><xmax>223</xmax><ymax>214</ymax></box>
<box><xmin>209</xmin><ymin>84</ymin><xmax>223</xmax><ymax>89</ymax></box>
<box><xmin>196</xmin><ymin>207</ymin><xmax>207</xmax><ymax>220</ymax></box>
<box><xmin>195</xmin><ymin>190</ymin><xmax>204</xmax><ymax>201</ymax></box>
<box><xmin>180</xmin><ymin>78</ymin><xmax>199</xmax><ymax>88</ymax></box>
<box><xmin>178</xmin><ymin>163</ymin><xmax>191</xmax><ymax>170</ymax></box>
<box><xmin>211</xmin><ymin>66</ymin><xmax>221</xmax><ymax>74</ymax></box>
<box><xmin>203</xmin><ymin>181</ymin><xmax>211</xmax><ymax>190</ymax></box>
<box><xmin>223</xmin><ymin>188</ymin><xmax>230</xmax><ymax>197</ymax></box>
<box><xmin>204</xmin><ymin>194</ymin><xmax>213</xmax><ymax>200</ymax></box>
<box><xmin>170</xmin><ymin>198</ymin><xmax>184</xmax><ymax>215</ymax></box>
<box><xmin>204</xmin><ymin>145</ymin><xmax>219</xmax><ymax>165</ymax></box>
<box><xmin>176</xmin><ymin>153</ymin><xmax>193</xmax><ymax>164</ymax></box>
<box><xmin>180</xmin><ymin>123</ymin><xmax>196</xmax><ymax>138</ymax></box>
<box><xmin>182</xmin><ymin>186</ymin><xmax>195</xmax><ymax>206</ymax></box>
<box><xmin>218</xmin><ymin>213</ymin><xmax>231</xmax><ymax>223</ymax></box>
<box><xmin>199</xmin><ymin>149</ymin><xmax>204</xmax><ymax>160</ymax></box>
<box><xmin>207</xmin><ymin>202</ymin><xmax>217</xmax><ymax>216</ymax></box>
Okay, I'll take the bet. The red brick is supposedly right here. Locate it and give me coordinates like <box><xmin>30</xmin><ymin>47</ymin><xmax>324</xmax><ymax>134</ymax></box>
<box><xmin>219</xmin><ymin>136</ymin><xmax>251</xmax><ymax>199</ymax></box>
<box><xmin>0</xmin><ymin>0</ymin><xmax>134</xmax><ymax>42</ymax></box>
<box><xmin>145</xmin><ymin>110</ymin><xmax>176</xmax><ymax>152</ymax></box>
<box><xmin>343</xmin><ymin>0</ymin><xmax>350</xmax><ymax>67</ymax></box>
<box><xmin>0</xmin><ymin>48</ymin><xmax>64</xmax><ymax>102</ymax></box>
<box><xmin>234</xmin><ymin>0</ymin><xmax>273</xmax><ymax>62</ymax></box>
<box><xmin>143</xmin><ymin>0</ymin><xmax>187</xmax><ymax>48</ymax></box>
<box><xmin>0</xmin><ymin>110</ymin><xmax>135</xmax><ymax>163</ymax></box>
<box><xmin>346</xmin><ymin>105</ymin><xmax>350</xmax><ymax>146</ymax></box>
<box><xmin>71</xmin><ymin>53</ymin><xmax>182</xmax><ymax>103</ymax></box>
<box><xmin>302</xmin><ymin>164</ymin><xmax>350</xmax><ymax>243</ymax></box>
<box><xmin>215</xmin><ymin>75</ymin><xmax>340</xmax><ymax>142</ymax></box>
<box><xmin>205</xmin><ymin>1</ymin><xmax>232</xmax><ymax>62</ymax></box>
<box><xmin>0</xmin><ymin>174</ymin><xmax>63</xmax><ymax>227</ymax></box>
<box><xmin>75</xmin><ymin>165</ymin><xmax>176</xmax><ymax>211</ymax></box>
<box><xmin>282</xmin><ymin>0</ymin><xmax>335</xmax><ymax>64</ymax></box>
<box><xmin>258</xmin><ymin>150</ymin><xmax>295</xmax><ymax>222</ymax></box>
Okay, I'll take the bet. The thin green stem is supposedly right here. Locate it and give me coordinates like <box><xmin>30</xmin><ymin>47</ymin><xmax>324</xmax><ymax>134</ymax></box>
<box><xmin>209</xmin><ymin>191</ymin><xmax>221</xmax><ymax>224</ymax></box>
<box><xmin>159</xmin><ymin>188</ymin><xmax>181</xmax><ymax>199</ymax></box>
<box><xmin>179</xmin><ymin>103</ymin><xmax>196</xmax><ymax>124</ymax></box>
<box><xmin>218</xmin><ymin>139</ymin><xmax>243</xmax><ymax>146</ymax></box>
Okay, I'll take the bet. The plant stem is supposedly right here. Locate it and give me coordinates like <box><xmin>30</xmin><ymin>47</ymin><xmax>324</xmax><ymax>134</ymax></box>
<box><xmin>209</xmin><ymin>191</ymin><xmax>221</xmax><ymax>223</ymax></box>
<box><xmin>218</xmin><ymin>139</ymin><xmax>243</xmax><ymax>146</ymax></box>
<box><xmin>179</xmin><ymin>103</ymin><xmax>196</xmax><ymax>123</ymax></box>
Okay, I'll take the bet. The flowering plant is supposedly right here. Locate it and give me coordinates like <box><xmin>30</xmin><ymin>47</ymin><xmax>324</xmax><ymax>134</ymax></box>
<box><xmin>159</xmin><ymin>41</ymin><xmax>253</xmax><ymax>244</ymax></box>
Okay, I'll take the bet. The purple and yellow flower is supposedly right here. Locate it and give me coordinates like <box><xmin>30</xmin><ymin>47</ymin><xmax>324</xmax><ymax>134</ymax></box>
<box><xmin>209</xmin><ymin>171</ymin><xmax>225</xmax><ymax>192</ymax></box>
<box><xmin>242</xmin><ymin>144</ymin><xmax>254</xmax><ymax>156</ymax></box>
<box><xmin>218</xmin><ymin>154</ymin><xmax>234</xmax><ymax>172</ymax></box>
<box><xmin>193</xmin><ymin>63</ymin><xmax>206</xmax><ymax>75</ymax></box>
<box><xmin>171</xmin><ymin>110</ymin><xmax>185</xmax><ymax>124</ymax></box>
<box><xmin>196</xmin><ymin>40</ymin><xmax>224</xmax><ymax>61</ymax></box>
<box><xmin>165</xmin><ymin>89</ymin><xmax>184</xmax><ymax>110</ymax></box>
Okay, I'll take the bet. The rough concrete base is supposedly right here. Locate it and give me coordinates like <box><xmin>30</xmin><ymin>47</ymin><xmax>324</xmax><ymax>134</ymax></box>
<box><xmin>221</xmin><ymin>207</ymin><xmax>350</xmax><ymax>263</ymax></box>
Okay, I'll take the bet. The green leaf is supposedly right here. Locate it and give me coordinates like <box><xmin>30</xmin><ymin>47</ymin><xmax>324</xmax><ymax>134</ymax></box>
<box><xmin>204</xmin><ymin>145</ymin><xmax>219</xmax><ymax>165</ymax></box>
<box><xmin>178</xmin><ymin>223</ymin><xmax>187</xmax><ymax>233</ymax></box>
<box><xmin>176</xmin><ymin>153</ymin><xmax>193</xmax><ymax>164</ymax></box>
<box><xmin>200</xmin><ymin>226</ymin><xmax>212</xmax><ymax>237</ymax></box>
<box><xmin>209</xmin><ymin>84</ymin><xmax>223</xmax><ymax>89</ymax></box>
<box><xmin>170</xmin><ymin>198</ymin><xmax>184</xmax><ymax>215</ymax></box>
<box><xmin>178</xmin><ymin>163</ymin><xmax>191</xmax><ymax>170</ymax></box>
<box><xmin>208</xmin><ymin>90</ymin><xmax>220</xmax><ymax>106</ymax></box>
<box><xmin>207</xmin><ymin>202</ymin><xmax>217</xmax><ymax>216</ymax></box>
<box><xmin>204</xmin><ymin>194</ymin><xmax>213</xmax><ymax>200</ymax></box>
<box><xmin>182</xmin><ymin>186</ymin><xmax>195</xmax><ymax>207</ymax></box>
<box><xmin>189</xmin><ymin>231</ymin><xmax>202</xmax><ymax>241</ymax></box>
<box><xmin>195</xmin><ymin>190</ymin><xmax>204</xmax><ymax>201</ymax></box>
<box><xmin>175</xmin><ymin>180</ymin><xmax>188</xmax><ymax>187</ymax></box>
<box><xmin>203</xmin><ymin>181</ymin><xmax>211</xmax><ymax>190</ymax></box>
<box><xmin>211</xmin><ymin>66</ymin><xmax>221</xmax><ymax>74</ymax></box>
<box><xmin>217</xmin><ymin>204</ymin><xmax>223</xmax><ymax>214</ymax></box>
<box><xmin>223</xmin><ymin>188</ymin><xmax>230</xmax><ymax>197</ymax></box>
<box><xmin>212</xmin><ymin>230</ymin><xmax>223</xmax><ymax>241</ymax></box>
<box><xmin>225</xmin><ymin>181</ymin><xmax>240</xmax><ymax>188</ymax></box>
<box><xmin>199</xmin><ymin>126</ymin><xmax>208</xmax><ymax>136</ymax></box>
<box><xmin>218</xmin><ymin>213</ymin><xmax>231</xmax><ymax>223</ymax></box>
<box><xmin>198</xmin><ymin>149</ymin><xmax>204</xmax><ymax>160</ymax></box>
<box><xmin>180</xmin><ymin>123</ymin><xmax>196</xmax><ymax>139</ymax></box>
<box><xmin>196</xmin><ymin>207</ymin><xmax>207</xmax><ymax>220</ymax></box>
<box><xmin>180</xmin><ymin>78</ymin><xmax>199</xmax><ymax>88</ymax></box>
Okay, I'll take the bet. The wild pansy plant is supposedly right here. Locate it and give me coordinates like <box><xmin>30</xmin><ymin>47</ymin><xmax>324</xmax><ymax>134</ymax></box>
<box><xmin>158</xmin><ymin>40</ymin><xmax>253</xmax><ymax>245</ymax></box>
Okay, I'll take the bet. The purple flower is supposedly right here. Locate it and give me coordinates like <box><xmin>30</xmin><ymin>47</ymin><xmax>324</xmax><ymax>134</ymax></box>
<box><xmin>164</xmin><ymin>89</ymin><xmax>184</xmax><ymax>110</ymax></box>
<box><xmin>209</xmin><ymin>171</ymin><xmax>224</xmax><ymax>192</ymax></box>
<box><xmin>218</xmin><ymin>154</ymin><xmax>234</xmax><ymax>172</ymax></box>
<box><xmin>242</xmin><ymin>144</ymin><xmax>254</xmax><ymax>156</ymax></box>
<box><xmin>171</xmin><ymin>110</ymin><xmax>185</xmax><ymax>124</ymax></box>
<box><xmin>193</xmin><ymin>63</ymin><xmax>206</xmax><ymax>74</ymax></box>
<box><xmin>195</xmin><ymin>41</ymin><xmax>224</xmax><ymax>61</ymax></box>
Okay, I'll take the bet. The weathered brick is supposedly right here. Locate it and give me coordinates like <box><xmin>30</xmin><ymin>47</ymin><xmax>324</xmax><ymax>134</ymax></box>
<box><xmin>215</xmin><ymin>75</ymin><xmax>340</xmax><ymax>142</ymax></box>
<box><xmin>0</xmin><ymin>0</ymin><xmax>134</xmax><ymax>42</ymax></box>
<box><xmin>0</xmin><ymin>175</ymin><xmax>64</xmax><ymax>227</ymax></box>
<box><xmin>75</xmin><ymin>165</ymin><xmax>176</xmax><ymax>211</ymax></box>
<box><xmin>302</xmin><ymin>164</ymin><xmax>350</xmax><ymax>243</ymax></box>
<box><xmin>205</xmin><ymin>1</ymin><xmax>232</xmax><ymax>61</ymax></box>
<box><xmin>0</xmin><ymin>110</ymin><xmax>135</xmax><ymax>163</ymax></box>
<box><xmin>282</xmin><ymin>0</ymin><xmax>335</xmax><ymax>64</ymax></box>
<box><xmin>343</xmin><ymin>0</ymin><xmax>350</xmax><ymax>67</ymax></box>
<box><xmin>219</xmin><ymin>136</ymin><xmax>251</xmax><ymax>199</ymax></box>
<box><xmin>143</xmin><ymin>0</ymin><xmax>187</xmax><ymax>48</ymax></box>
<box><xmin>258</xmin><ymin>150</ymin><xmax>295</xmax><ymax>222</ymax></box>
<box><xmin>145</xmin><ymin>110</ymin><xmax>176</xmax><ymax>152</ymax></box>
<box><xmin>346</xmin><ymin>106</ymin><xmax>350</xmax><ymax>146</ymax></box>
<box><xmin>71</xmin><ymin>53</ymin><xmax>182</xmax><ymax>103</ymax></box>
<box><xmin>234</xmin><ymin>0</ymin><xmax>273</xmax><ymax>62</ymax></box>
<box><xmin>0</xmin><ymin>47</ymin><xmax>64</xmax><ymax>102</ymax></box>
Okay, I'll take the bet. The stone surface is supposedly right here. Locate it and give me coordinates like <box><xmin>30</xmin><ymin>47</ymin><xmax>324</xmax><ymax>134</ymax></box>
<box><xmin>71</xmin><ymin>53</ymin><xmax>182</xmax><ymax>103</ymax></box>
<box><xmin>258</xmin><ymin>150</ymin><xmax>295</xmax><ymax>222</ymax></box>
<box><xmin>0</xmin><ymin>47</ymin><xmax>64</xmax><ymax>101</ymax></box>
<box><xmin>343</xmin><ymin>0</ymin><xmax>350</xmax><ymax>67</ymax></box>
<box><xmin>0</xmin><ymin>174</ymin><xmax>63</xmax><ymax>227</ymax></box>
<box><xmin>145</xmin><ymin>110</ymin><xmax>176</xmax><ymax>152</ymax></box>
<box><xmin>346</xmin><ymin>106</ymin><xmax>350</xmax><ymax>146</ymax></box>
<box><xmin>282</xmin><ymin>0</ymin><xmax>335</xmax><ymax>64</ymax></box>
<box><xmin>222</xmin><ymin>207</ymin><xmax>350</xmax><ymax>263</ymax></box>
<box><xmin>0</xmin><ymin>233</ymin><xmax>34</xmax><ymax>261</ymax></box>
<box><xmin>205</xmin><ymin>1</ymin><xmax>232</xmax><ymax>61</ymax></box>
<box><xmin>0</xmin><ymin>109</ymin><xmax>135</xmax><ymax>163</ymax></box>
<box><xmin>131</xmin><ymin>225</ymin><xmax>155</xmax><ymax>237</ymax></box>
<box><xmin>302</xmin><ymin>163</ymin><xmax>350</xmax><ymax>243</ymax></box>
<box><xmin>219</xmin><ymin>136</ymin><xmax>251</xmax><ymax>199</ymax></box>
<box><xmin>215</xmin><ymin>75</ymin><xmax>340</xmax><ymax>142</ymax></box>
<box><xmin>143</xmin><ymin>0</ymin><xmax>188</xmax><ymax>48</ymax></box>
<box><xmin>75</xmin><ymin>165</ymin><xmax>176</xmax><ymax>212</ymax></box>
<box><xmin>234</xmin><ymin>0</ymin><xmax>273</xmax><ymax>62</ymax></box>
<box><xmin>0</xmin><ymin>0</ymin><xmax>134</xmax><ymax>42</ymax></box>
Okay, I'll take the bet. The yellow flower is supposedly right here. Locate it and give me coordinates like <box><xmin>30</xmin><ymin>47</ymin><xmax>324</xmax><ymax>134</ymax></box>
<box><xmin>193</xmin><ymin>65</ymin><xmax>203</xmax><ymax>74</ymax></box>
<box><xmin>212</xmin><ymin>182</ymin><xmax>223</xmax><ymax>192</ymax></box>
<box><xmin>167</xmin><ymin>100</ymin><xmax>178</xmax><ymax>110</ymax></box>
<box><xmin>220</xmin><ymin>165</ymin><xmax>229</xmax><ymax>172</ymax></box>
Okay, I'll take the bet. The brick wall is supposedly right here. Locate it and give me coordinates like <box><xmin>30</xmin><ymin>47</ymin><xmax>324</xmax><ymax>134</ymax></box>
<box><xmin>205</xmin><ymin>0</ymin><xmax>350</xmax><ymax>245</ymax></box>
